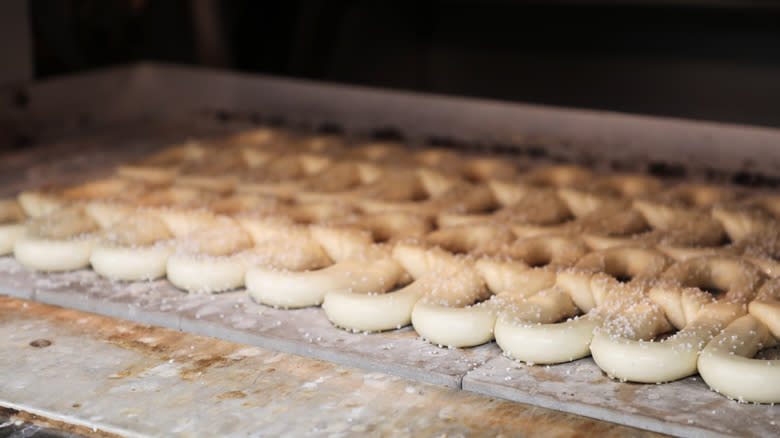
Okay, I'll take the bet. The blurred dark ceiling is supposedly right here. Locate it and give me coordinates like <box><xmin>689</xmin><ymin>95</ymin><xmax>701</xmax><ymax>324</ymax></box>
<box><xmin>22</xmin><ymin>0</ymin><xmax>780</xmax><ymax>127</ymax></box>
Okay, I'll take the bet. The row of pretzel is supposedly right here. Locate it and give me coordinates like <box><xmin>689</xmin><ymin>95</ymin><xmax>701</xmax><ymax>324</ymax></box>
<box><xmin>0</xmin><ymin>128</ymin><xmax>778</xmax><ymax>403</ymax></box>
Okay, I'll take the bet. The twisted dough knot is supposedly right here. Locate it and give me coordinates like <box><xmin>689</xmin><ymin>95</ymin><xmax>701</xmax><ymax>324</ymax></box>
<box><xmin>438</xmin><ymin>187</ymin><xmax>572</xmax><ymax>230</ymax></box>
<box><xmin>590</xmin><ymin>255</ymin><xmax>767</xmax><ymax>383</ymax></box>
<box><xmin>698</xmin><ymin>277</ymin><xmax>780</xmax><ymax>403</ymax></box>
<box><xmin>357</xmin><ymin>175</ymin><xmax>495</xmax><ymax>219</ymax></box>
<box><xmin>237</xmin><ymin>153</ymin><xmax>333</xmax><ymax>198</ymax></box>
<box><xmin>749</xmin><ymin>278</ymin><xmax>780</xmax><ymax>341</ymax></box>
<box><xmin>737</xmin><ymin>231</ymin><xmax>780</xmax><ymax>278</ymax></box>
<box><xmin>493</xmin><ymin>246</ymin><xmax>672</xmax><ymax>364</ymax></box>
<box><xmin>323</xmin><ymin>242</ymin><xmax>487</xmax><ymax>335</ymax></box>
<box><xmin>712</xmin><ymin>199</ymin><xmax>780</xmax><ymax>243</ymax></box>
<box><xmin>90</xmin><ymin>213</ymin><xmax>175</xmax><ymax>281</ymax></box>
<box><xmin>324</xmin><ymin>228</ymin><xmax>587</xmax><ymax>344</ymax></box>
<box><xmin>423</xmin><ymin>223</ymin><xmax>516</xmax><ymax>256</ymax></box>
<box><xmin>13</xmin><ymin>206</ymin><xmax>101</xmax><ymax>272</ymax></box>
<box><xmin>334</xmin><ymin>211</ymin><xmax>432</xmax><ymax>244</ymax></box>
<box><xmin>557</xmin><ymin>247</ymin><xmax>672</xmax><ymax>313</ymax></box>
<box><xmin>245</xmin><ymin>220</ymin><xmax>405</xmax><ymax>307</ymax></box>
<box><xmin>648</xmin><ymin>255</ymin><xmax>765</xmax><ymax>330</ymax></box>
<box><xmin>556</xmin><ymin>173</ymin><xmax>663</xmax><ymax>219</ymax></box>
<box><xmin>517</xmin><ymin>165</ymin><xmax>593</xmax><ymax>188</ymax></box>
<box><xmin>476</xmin><ymin>235</ymin><xmax>589</xmax><ymax>297</ymax></box>
<box><xmin>651</xmin><ymin>183</ymin><xmax>738</xmax><ymax>208</ymax></box>
<box><xmin>166</xmin><ymin>217</ymin><xmax>256</xmax><ymax>294</ymax></box>
<box><xmin>581</xmin><ymin>196</ymin><xmax>728</xmax><ymax>252</ymax></box>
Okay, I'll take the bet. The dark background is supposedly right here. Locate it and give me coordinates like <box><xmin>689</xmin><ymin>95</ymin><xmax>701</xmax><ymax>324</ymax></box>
<box><xmin>23</xmin><ymin>0</ymin><xmax>780</xmax><ymax>127</ymax></box>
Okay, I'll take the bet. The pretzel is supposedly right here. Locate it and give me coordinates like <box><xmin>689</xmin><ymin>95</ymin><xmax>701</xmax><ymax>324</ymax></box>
<box><xmin>323</xmin><ymin>231</ymin><xmax>508</xmax><ymax>336</ymax></box>
<box><xmin>295</xmin><ymin>167</ymin><xmax>415</xmax><ymax>205</ymax></box>
<box><xmin>18</xmin><ymin>190</ymin><xmax>70</xmax><ymax>218</ymax></box>
<box><xmin>404</xmin><ymin>225</ymin><xmax>515</xmax><ymax>347</ymax></box>
<box><xmin>14</xmin><ymin>206</ymin><xmax>100</xmax><ymax>271</ymax></box>
<box><xmin>357</xmin><ymin>177</ymin><xmax>494</xmax><ymax>219</ymax></box>
<box><xmin>324</xmin><ymin>224</ymin><xmax>498</xmax><ymax>339</ymax></box>
<box><xmin>117</xmin><ymin>141</ymin><xmax>208</xmax><ymax>184</ymax></box>
<box><xmin>653</xmin><ymin>183</ymin><xmax>738</xmax><ymax>208</ymax></box>
<box><xmin>245</xmin><ymin>223</ymin><xmax>396</xmax><ymax>307</ymax></box>
<box><xmin>237</xmin><ymin>153</ymin><xmax>334</xmax><ymax>199</ymax></box>
<box><xmin>511</xmin><ymin>205</ymin><xmax>649</xmax><ymax>242</ymax></box>
<box><xmin>249</xmin><ymin>213</ymin><xmax>428</xmax><ymax>312</ymax></box>
<box><xmin>590</xmin><ymin>255</ymin><xmax>766</xmax><ymax>383</ymax></box>
<box><xmin>712</xmin><ymin>200</ymin><xmax>779</xmax><ymax>243</ymax></box>
<box><xmin>166</xmin><ymin>218</ymin><xmax>255</xmax><ymax>293</ymax></box>
<box><xmin>8</xmin><ymin>128</ymin><xmax>780</xmax><ymax>405</ymax></box>
<box><xmin>554</xmin><ymin>173</ymin><xmax>663</xmax><ymax>221</ymax></box>
<box><xmin>747</xmin><ymin>194</ymin><xmax>780</xmax><ymax>219</ymax></box>
<box><xmin>174</xmin><ymin>149</ymin><xmax>249</xmax><ymax>194</ymax></box>
<box><xmin>590</xmin><ymin>198</ymin><xmax>730</xmax><ymax>253</ymax></box>
<box><xmin>460</xmin><ymin>157</ymin><xmax>517</xmax><ymax>183</ymax></box>
<box><xmin>402</xmin><ymin>244</ymin><xmax>491</xmax><ymax>342</ymax></box>
<box><xmin>293</xmin><ymin>161</ymin><xmax>384</xmax><ymax>203</ymax></box>
<box><xmin>89</xmin><ymin>213</ymin><xmax>174</xmax><ymax>281</ymax></box>
<box><xmin>320</xmin><ymin>244</ymin><xmax>426</xmax><ymax>332</ymax></box>
<box><xmin>347</xmin><ymin>141</ymin><xmax>408</xmax><ymax>162</ymax></box>
<box><xmin>738</xmin><ymin>231</ymin><xmax>780</xmax><ymax>278</ymax></box>
<box><xmin>439</xmin><ymin>188</ymin><xmax>572</xmax><ymax>229</ymax></box>
<box><xmin>698</xmin><ymin>278</ymin><xmax>780</xmax><ymax>403</ymax></box>
<box><xmin>478</xmin><ymin>235</ymin><xmax>588</xmax><ymax>293</ymax></box>
<box><xmin>403</xmin><ymin>229</ymin><xmax>590</xmax><ymax>348</ymax></box>
<box><xmin>496</xmin><ymin>247</ymin><xmax>672</xmax><ymax>364</ymax></box>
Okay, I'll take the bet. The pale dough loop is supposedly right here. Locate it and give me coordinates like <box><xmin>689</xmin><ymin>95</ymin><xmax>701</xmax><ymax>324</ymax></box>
<box><xmin>496</xmin><ymin>247</ymin><xmax>672</xmax><ymax>364</ymax></box>
<box><xmin>14</xmin><ymin>207</ymin><xmax>99</xmax><ymax>272</ymax></box>
<box><xmin>251</xmin><ymin>257</ymin><xmax>405</xmax><ymax>309</ymax></box>
<box><xmin>590</xmin><ymin>256</ymin><xmax>766</xmax><ymax>383</ymax></box>
<box><xmin>90</xmin><ymin>214</ymin><xmax>174</xmax><ymax>281</ymax></box>
<box><xmin>697</xmin><ymin>279</ymin><xmax>780</xmax><ymax>403</ymax></box>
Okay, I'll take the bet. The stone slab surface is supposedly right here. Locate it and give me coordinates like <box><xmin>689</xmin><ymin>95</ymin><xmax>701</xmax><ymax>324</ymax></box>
<box><xmin>0</xmin><ymin>296</ymin><xmax>660</xmax><ymax>438</ymax></box>
<box><xmin>0</xmin><ymin>258</ymin><xmax>496</xmax><ymax>388</ymax></box>
<box><xmin>463</xmin><ymin>355</ymin><xmax>778</xmax><ymax>438</ymax></box>
<box><xmin>1</xmin><ymin>257</ymin><xmax>777</xmax><ymax>437</ymax></box>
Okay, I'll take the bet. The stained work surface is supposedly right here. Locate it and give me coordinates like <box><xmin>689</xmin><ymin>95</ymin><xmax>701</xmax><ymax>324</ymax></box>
<box><xmin>1</xmin><ymin>259</ymin><xmax>777</xmax><ymax>438</ymax></box>
<box><xmin>0</xmin><ymin>259</ymin><xmax>495</xmax><ymax>388</ymax></box>
<box><xmin>0</xmin><ymin>296</ymin><xmax>661</xmax><ymax>438</ymax></box>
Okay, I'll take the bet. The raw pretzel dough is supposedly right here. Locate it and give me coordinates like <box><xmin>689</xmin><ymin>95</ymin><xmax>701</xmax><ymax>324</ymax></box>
<box><xmin>14</xmin><ymin>207</ymin><xmax>100</xmax><ymax>271</ymax></box>
<box><xmin>698</xmin><ymin>278</ymin><xmax>780</xmax><ymax>403</ymax></box>
<box><xmin>590</xmin><ymin>256</ymin><xmax>766</xmax><ymax>383</ymax></box>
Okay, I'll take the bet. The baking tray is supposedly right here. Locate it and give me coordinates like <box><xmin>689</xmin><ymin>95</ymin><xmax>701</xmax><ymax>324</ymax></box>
<box><xmin>1</xmin><ymin>257</ymin><xmax>777</xmax><ymax>438</ymax></box>
<box><xmin>1</xmin><ymin>64</ymin><xmax>779</xmax><ymax>437</ymax></box>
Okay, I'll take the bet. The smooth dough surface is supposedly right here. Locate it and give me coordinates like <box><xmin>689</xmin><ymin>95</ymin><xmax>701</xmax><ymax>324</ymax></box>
<box><xmin>495</xmin><ymin>315</ymin><xmax>599</xmax><ymax>365</ymax></box>
<box><xmin>90</xmin><ymin>243</ymin><xmax>173</xmax><ymax>281</ymax></box>
<box><xmin>247</xmin><ymin>258</ymin><xmax>403</xmax><ymax>308</ymax></box>
<box><xmin>167</xmin><ymin>253</ymin><xmax>247</xmax><ymax>293</ymax></box>
<box><xmin>411</xmin><ymin>301</ymin><xmax>496</xmax><ymax>347</ymax></box>
<box><xmin>14</xmin><ymin>235</ymin><xmax>95</xmax><ymax>271</ymax></box>
<box><xmin>323</xmin><ymin>280</ymin><xmax>423</xmax><ymax>332</ymax></box>
<box><xmin>590</xmin><ymin>303</ymin><xmax>745</xmax><ymax>383</ymax></box>
<box><xmin>697</xmin><ymin>315</ymin><xmax>780</xmax><ymax>403</ymax></box>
